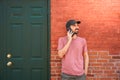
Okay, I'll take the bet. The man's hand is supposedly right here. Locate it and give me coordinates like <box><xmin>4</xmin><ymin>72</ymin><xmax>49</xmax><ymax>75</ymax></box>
<box><xmin>84</xmin><ymin>52</ymin><xmax>89</xmax><ymax>76</ymax></box>
<box><xmin>85</xmin><ymin>69</ymin><xmax>88</xmax><ymax>75</ymax></box>
<box><xmin>67</xmin><ymin>30</ymin><xmax>74</xmax><ymax>40</ymax></box>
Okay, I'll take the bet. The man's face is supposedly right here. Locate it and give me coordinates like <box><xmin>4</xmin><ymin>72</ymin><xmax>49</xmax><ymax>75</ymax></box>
<box><xmin>70</xmin><ymin>23</ymin><xmax>79</xmax><ymax>34</ymax></box>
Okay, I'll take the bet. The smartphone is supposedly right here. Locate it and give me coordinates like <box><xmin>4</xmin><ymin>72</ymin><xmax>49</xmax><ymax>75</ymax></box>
<box><xmin>67</xmin><ymin>27</ymin><xmax>75</xmax><ymax>37</ymax></box>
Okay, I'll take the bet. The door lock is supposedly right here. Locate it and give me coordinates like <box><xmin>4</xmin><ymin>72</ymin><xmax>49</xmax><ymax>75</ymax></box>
<box><xmin>7</xmin><ymin>54</ymin><xmax>12</xmax><ymax>59</ymax></box>
<box><xmin>7</xmin><ymin>61</ymin><xmax>13</xmax><ymax>67</ymax></box>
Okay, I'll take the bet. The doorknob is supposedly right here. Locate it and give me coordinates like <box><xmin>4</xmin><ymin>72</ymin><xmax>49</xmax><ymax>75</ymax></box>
<box><xmin>7</xmin><ymin>53</ymin><xmax>12</xmax><ymax>59</ymax></box>
<box><xmin>7</xmin><ymin>61</ymin><xmax>13</xmax><ymax>67</ymax></box>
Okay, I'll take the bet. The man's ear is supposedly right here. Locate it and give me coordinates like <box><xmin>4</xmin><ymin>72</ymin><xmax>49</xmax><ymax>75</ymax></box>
<box><xmin>67</xmin><ymin>28</ymin><xmax>69</xmax><ymax>31</ymax></box>
<box><xmin>67</xmin><ymin>27</ymin><xmax>71</xmax><ymax>31</ymax></box>
<box><xmin>69</xmin><ymin>26</ymin><xmax>72</xmax><ymax>30</ymax></box>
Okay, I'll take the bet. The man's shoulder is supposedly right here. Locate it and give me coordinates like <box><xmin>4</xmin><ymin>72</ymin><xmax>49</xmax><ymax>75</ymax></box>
<box><xmin>78</xmin><ymin>37</ymin><xmax>86</xmax><ymax>41</ymax></box>
<box><xmin>59</xmin><ymin>36</ymin><xmax>67</xmax><ymax>40</ymax></box>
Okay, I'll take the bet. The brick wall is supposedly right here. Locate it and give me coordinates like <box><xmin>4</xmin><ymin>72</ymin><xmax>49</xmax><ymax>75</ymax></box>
<box><xmin>51</xmin><ymin>0</ymin><xmax>120</xmax><ymax>80</ymax></box>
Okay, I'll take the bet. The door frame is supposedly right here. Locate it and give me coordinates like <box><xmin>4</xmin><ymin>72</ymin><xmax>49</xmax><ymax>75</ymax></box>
<box><xmin>47</xmin><ymin>0</ymin><xmax>51</xmax><ymax>80</ymax></box>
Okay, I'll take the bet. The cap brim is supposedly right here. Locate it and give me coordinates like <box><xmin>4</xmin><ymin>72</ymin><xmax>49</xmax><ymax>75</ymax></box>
<box><xmin>76</xmin><ymin>21</ymin><xmax>81</xmax><ymax>24</ymax></box>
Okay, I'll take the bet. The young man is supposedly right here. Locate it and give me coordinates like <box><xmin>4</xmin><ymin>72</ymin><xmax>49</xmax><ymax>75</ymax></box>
<box><xmin>57</xmin><ymin>20</ymin><xmax>89</xmax><ymax>80</ymax></box>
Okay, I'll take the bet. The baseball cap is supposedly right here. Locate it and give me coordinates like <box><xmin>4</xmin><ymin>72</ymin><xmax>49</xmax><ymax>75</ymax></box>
<box><xmin>66</xmin><ymin>19</ymin><xmax>81</xmax><ymax>31</ymax></box>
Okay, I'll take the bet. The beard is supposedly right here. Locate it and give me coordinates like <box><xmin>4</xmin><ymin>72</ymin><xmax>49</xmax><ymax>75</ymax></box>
<box><xmin>74</xmin><ymin>32</ymin><xmax>78</xmax><ymax>34</ymax></box>
<box><xmin>74</xmin><ymin>28</ymin><xmax>79</xmax><ymax>34</ymax></box>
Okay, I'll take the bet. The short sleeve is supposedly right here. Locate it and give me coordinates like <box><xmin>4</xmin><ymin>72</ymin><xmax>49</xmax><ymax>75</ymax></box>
<box><xmin>57</xmin><ymin>37</ymin><xmax>64</xmax><ymax>50</ymax></box>
<box><xmin>83</xmin><ymin>39</ymin><xmax>88</xmax><ymax>53</ymax></box>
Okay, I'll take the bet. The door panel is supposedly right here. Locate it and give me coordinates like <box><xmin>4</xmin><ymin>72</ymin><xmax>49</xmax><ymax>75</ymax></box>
<box><xmin>0</xmin><ymin>0</ymin><xmax>49</xmax><ymax>80</ymax></box>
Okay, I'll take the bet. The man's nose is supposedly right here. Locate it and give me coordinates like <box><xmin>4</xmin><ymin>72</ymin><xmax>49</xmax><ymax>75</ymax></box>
<box><xmin>75</xmin><ymin>25</ymin><xmax>79</xmax><ymax>28</ymax></box>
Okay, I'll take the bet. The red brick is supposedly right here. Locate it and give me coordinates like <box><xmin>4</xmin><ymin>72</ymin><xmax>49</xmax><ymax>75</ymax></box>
<box><xmin>88</xmin><ymin>51</ymin><xmax>98</xmax><ymax>55</ymax></box>
<box><xmin>92</xmin><ymin>70</ymin><xmax>103</xmax><ymax>73</ymax></box>
<box><xmin>103</xmin><ymin>63</ymin><xmax>114</xmax><ymax>66</ymax></box>
<box><xmin>97</xmin><ymin>59</ymin><xmax>108</xmax><ymax>63</ymax></box>
<box><xmin>90</xmin><ymin>63</ymin><xmax>103</xmax><ymax>66</ymax></box>
<box><xmin>97</xmin><ymin>51</ymin><xmax>109</xmax><ymax>56</ymax></box>
<box><xmin>89</xmin><ymin>55</ymin><xmax>98</xmax><ymax>60</ymax></box>
<box><xmin>104</xmin><ymin>70</ymin><xmax>115</xmax><ymax>73</ymax></box>
<box><xmin>99</xmin><ymin>55</ymin><xmax>112</xmax><ymax>59</ymax></box>
<box><xmin>89</xmin><ymin>59</ymin><xmax>97</xmax><ymax>63</ymax></box>
<box><xmin>112</xmin><ymin>56</ymin><xmax>120</xmax><ymax>59</ymax></box>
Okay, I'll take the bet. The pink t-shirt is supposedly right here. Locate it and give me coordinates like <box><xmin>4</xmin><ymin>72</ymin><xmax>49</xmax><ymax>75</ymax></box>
<box><xmin>57</xmin><ymin>36</ymin><xmax>88</xmax><ymax>76</ymax></box>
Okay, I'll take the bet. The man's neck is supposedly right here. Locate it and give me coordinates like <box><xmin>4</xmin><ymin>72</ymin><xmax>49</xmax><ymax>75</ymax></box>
<box><xmin>73</xmin><ymin>34</ymin><xmax>77</xmax><ymax>39</ymax></box>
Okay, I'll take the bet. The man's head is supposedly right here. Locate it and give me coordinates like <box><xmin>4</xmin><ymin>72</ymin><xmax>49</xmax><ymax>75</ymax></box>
<box><xmin>66</xmin><ymin>19</ymin><xmax>81</xmax><ymax>34</ymax></box>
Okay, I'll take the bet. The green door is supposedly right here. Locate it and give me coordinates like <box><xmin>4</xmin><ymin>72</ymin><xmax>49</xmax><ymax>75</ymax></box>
<box><xmin>0</xmin><ymin>0</ymin><xmax>50</xmax><ymax>80</ymax></box>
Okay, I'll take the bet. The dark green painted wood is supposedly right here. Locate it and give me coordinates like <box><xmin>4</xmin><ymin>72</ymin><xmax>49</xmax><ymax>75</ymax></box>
<box><xmin>0</xmin><ymin>0</ymin><xmax>50</xmax><ymax>80</ymax></box>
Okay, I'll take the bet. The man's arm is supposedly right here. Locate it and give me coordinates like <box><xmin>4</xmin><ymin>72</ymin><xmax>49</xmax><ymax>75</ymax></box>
<box><xmin>58</xmin><ymin>31</ymin><xmax>73</xmax><ymax>58</ymax></box>
<box><xmin>58</xmin><ymin>38</ymin><xmax>72</xmax><ymax>58</ymax></box>
<box><xmin>84</xmin><ymin>51</ymin><xmax>89</xmax><ymax>75</ymax></box>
